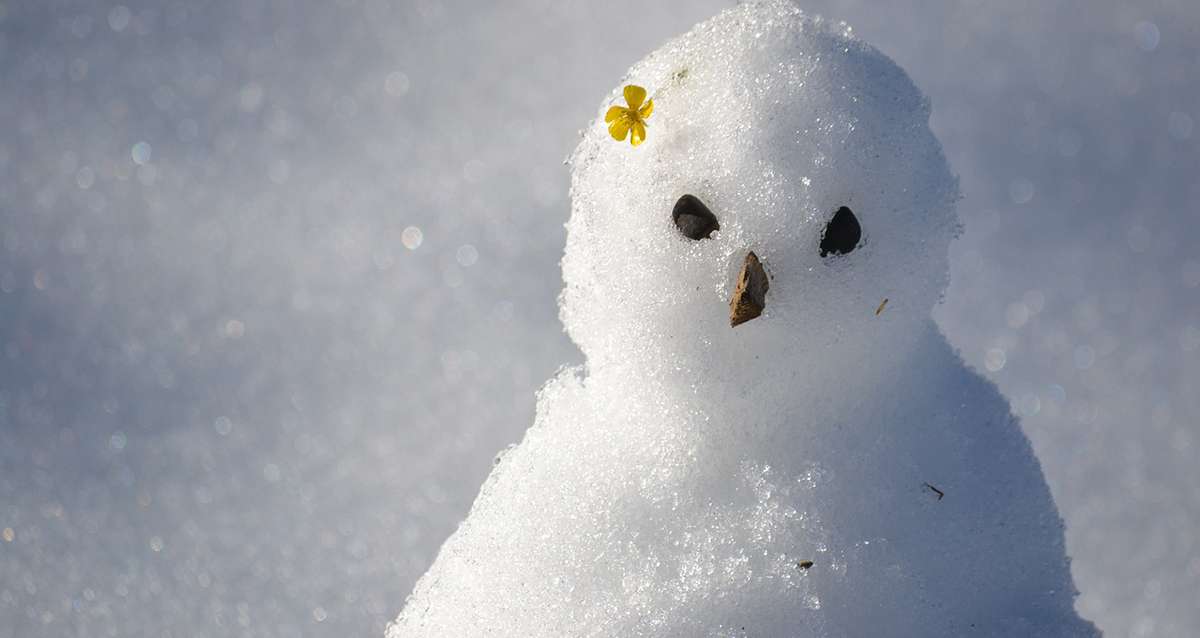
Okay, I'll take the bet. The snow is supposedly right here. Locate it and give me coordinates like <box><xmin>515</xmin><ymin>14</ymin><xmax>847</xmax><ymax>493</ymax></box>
<box><xmin>389</xmin><ymin>4</ymin><xmax>1096</xmax><ymax>635</ymax></box>
<box><xmin>1</xmin><ymin>0</ymin><xmax>1198</xmax><ymax>636</ymax></box>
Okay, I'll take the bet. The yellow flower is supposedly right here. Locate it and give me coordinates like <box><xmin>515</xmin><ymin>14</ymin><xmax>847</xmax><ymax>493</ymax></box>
<box><xmin>605</xmin><ymin>85</ymin><xmax>654</xmax><ymax>146</ymax></box>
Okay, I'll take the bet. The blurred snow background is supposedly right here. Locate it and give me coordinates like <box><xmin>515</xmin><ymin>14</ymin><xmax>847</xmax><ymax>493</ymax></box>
<box><xmin>0</xmin><ymin>0</ymin><xmax>1195</xmax><ymax>636</ymax></box>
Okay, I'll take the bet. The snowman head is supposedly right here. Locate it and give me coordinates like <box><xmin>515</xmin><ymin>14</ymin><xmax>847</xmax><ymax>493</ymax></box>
<box><xmin>562</xmin><ymin>1</ymin><xmax>959</xmax><ymax>385</ymax></box>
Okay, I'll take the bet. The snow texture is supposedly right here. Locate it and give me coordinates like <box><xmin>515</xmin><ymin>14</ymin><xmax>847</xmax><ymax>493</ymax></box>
<box><xmin>390</xmin><ymin>3</ymin><xmax>1097</xmax><ymax>636</ymax></box>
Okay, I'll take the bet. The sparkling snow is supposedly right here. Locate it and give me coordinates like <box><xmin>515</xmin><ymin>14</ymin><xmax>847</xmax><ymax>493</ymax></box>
<box><xmin>1</xmin><ymin>0</ymin><xmax>1198</xmax><ymax>636</ymax></box>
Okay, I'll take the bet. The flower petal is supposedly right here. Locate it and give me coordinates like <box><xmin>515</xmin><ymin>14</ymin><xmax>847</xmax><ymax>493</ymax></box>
<box><xmin>623</xmin><ymin>85</ymin><xmax>647</xmax><ymax>110</ymax></box>
<box><xmin>608</xmin><ymin>115</ymin><xmax>633</xmax><ymax>141</ymax></box>
<box><xmin>605</xmin><ymin>106</ymin><xmax>625</xmax><ymax>123</ymax></box>
<box><xmin>630</xmin><ymin>121</ymin><xmax>647</xmax><ymax>146</ymax></box>
<box><xmin>638</xmin><ymin>98</ymin><xmax>654</xmax><ymax>120</ymax></box>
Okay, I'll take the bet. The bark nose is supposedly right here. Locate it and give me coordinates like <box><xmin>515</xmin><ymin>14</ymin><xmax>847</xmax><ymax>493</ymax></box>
<box><xmin>729</xmin><ymin>251</ymin><xmax>769</xmax><ymax>327</ymax></box>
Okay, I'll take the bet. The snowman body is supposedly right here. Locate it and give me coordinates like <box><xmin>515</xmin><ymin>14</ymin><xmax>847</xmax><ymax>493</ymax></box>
<box><xmin>391</xmin><ymin>2</ymin><xmax>1097</xmax><ymax>636</ymax></box>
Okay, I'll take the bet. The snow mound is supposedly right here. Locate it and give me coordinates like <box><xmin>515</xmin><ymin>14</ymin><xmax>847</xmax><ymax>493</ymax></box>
<box><xmin>389</xmin><ymin>2</ymin><xmax>1097</xmax><ymax>636</ymax></box>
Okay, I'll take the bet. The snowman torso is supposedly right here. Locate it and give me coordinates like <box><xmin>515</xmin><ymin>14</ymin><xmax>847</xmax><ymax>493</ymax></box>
<box><xmin>393</xmin><ymin>323</ymin><xmax>1090</xmax><ymax>636</ymax></box>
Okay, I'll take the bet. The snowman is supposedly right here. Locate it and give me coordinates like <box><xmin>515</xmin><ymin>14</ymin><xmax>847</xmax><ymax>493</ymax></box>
<box><xmin>390</xmin><ymin>2</ymin><xmax>1098</xmax><ymax>636</ymax></box>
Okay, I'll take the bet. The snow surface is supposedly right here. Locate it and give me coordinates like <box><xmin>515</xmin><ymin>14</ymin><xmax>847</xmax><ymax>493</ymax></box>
<box><xmin>1</xmin><ymin>0</ymin><xmax>1199</xmax><ymax>636</ymax></box>
<box><xmin>390</xmin><ymin>4</ymin><xmax>1097</xmax><ymax>635</ymax></box>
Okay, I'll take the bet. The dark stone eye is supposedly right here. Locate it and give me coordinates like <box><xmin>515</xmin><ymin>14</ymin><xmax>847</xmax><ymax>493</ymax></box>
<box><xmin>819</xmin><ymin>206</ymin><xmax>862</xmax><ymax>257</ymax></box>
<box><xmin>672</xmin><ymin>194</ymin><xmax>720</xmax><ymax>240</ymax></box>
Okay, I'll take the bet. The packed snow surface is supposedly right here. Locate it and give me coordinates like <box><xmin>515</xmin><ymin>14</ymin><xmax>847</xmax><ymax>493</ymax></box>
<box><xmin>390</xmin><ymin>2</ymin><xmax>1097</xmax><ymax>636</ymax></box>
